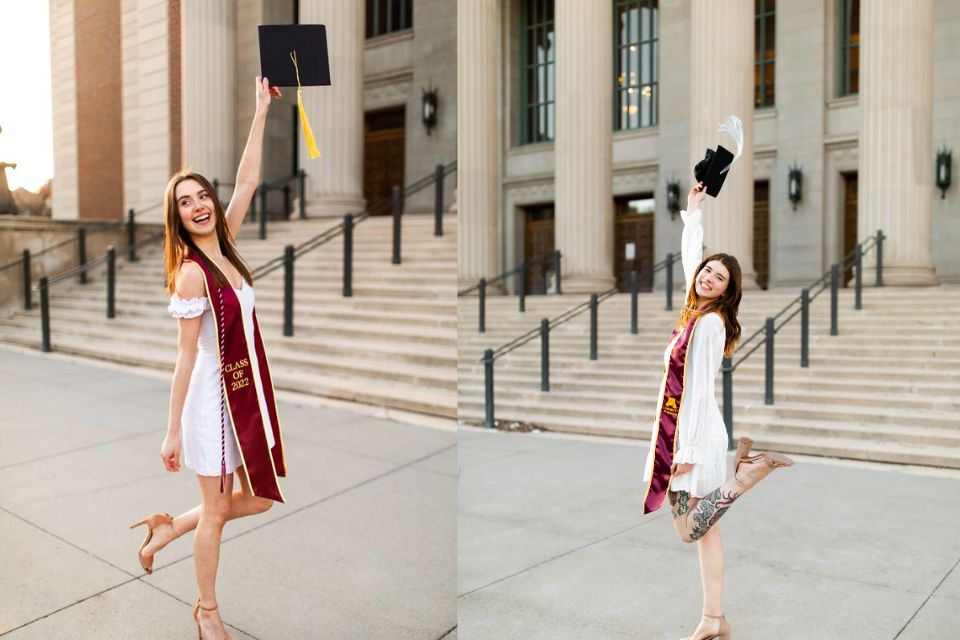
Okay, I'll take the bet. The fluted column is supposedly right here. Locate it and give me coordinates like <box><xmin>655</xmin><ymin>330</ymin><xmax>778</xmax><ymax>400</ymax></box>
<box><xmin>553</xmin><ymin>0</ymin><xmax>614</xmax><ymax>292</ymax></box>
<box><xmin>299</xmin><ymin>0</ymin><xmax>365</xmax><ymax>217</ymax></box>
<box><xmin>457</xmin><ymin>0</ymin><xmax>499</xmax><ymax>287</ymax></box>
<box><xmin>689</xmin><ymin>0</ymin><xmax>757</xmax><ymax>288</ymax></box>
<box><xmin>183</xmin><ymin>1</ymin><xmax>236</xmax><ymax>183</ymax></box>
<box><xmin>859</xmin><ymin>0</ymin><xmax>937</xmax><ymax>284</ymax></box>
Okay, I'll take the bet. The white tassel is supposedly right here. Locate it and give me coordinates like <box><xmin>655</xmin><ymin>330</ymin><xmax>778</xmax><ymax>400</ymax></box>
<box><xmin>717</xmin><ymin>115</ymin><xmax>744</xmax><ymax>175</ymax></box>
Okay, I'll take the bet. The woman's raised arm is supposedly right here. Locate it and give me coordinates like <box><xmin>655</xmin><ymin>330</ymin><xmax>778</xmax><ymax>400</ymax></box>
<box><xmin>224</xmin><ymin>76</ymin><xmax>282</xmax><ymax>240</ymax></box>
<box><xmin>680</xmin><ymin>182</ymin><xmax>707</xmax><ymax>292</ymax></box>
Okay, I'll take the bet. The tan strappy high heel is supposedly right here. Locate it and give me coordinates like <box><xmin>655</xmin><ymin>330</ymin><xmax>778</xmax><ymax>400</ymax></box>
<box><xmin>684</xmin><ymin>612</ymin><xmax>731</xmax><ymax>640</ymax></box>
<box><xmin>733</xmin><ymin>437</ymin><xmax>794</xmax><ymax>492</ymax></box>
<box><xmin>129</xmin><ymin>512</ymin><xmax>175</xmax><ymax>574</ymax></box>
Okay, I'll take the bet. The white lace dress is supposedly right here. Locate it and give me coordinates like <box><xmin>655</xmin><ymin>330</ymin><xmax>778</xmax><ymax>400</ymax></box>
<box><xmin>167</xmin><ymin>280</ymin><xmax>275</xmax><ymax>477</ymax></box>
<box><xmin>643</xmin><ymin>207</ymin><xmax>729</xmax><ymax>498</ymax></box>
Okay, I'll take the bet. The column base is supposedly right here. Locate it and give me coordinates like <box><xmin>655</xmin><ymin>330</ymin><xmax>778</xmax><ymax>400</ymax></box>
<box><xmin>862</xmin><ymin>265</ymin><xmax>938</xmax><ymax>286</ymax></box>
<box><xmin>303</xmin><ymin>196</ymin><xmax>366</xmax><ymax>219</ymax></box>
<box><xmin>559</xmin><ymin>274</ymin><xmax>618</xmax><ymax>294</ymax></box>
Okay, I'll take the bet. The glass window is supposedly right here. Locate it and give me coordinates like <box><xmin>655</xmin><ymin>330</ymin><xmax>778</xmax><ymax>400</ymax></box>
<box><xmin>613</xmin><ymin>0</ymin><xmax>659</xmax><ymax>130</ymax></box>
<box><xmin>366</xmin><ymin>0</ymin><xmax>412</xmax><ymax>38</ymax></box>
<box><xmin>519</xmin><ymin>0</ymin><xmax>556</xmax><ymax>144</ymax></box>
<box><xmin>754</xmin><ymin>0</ymin><xmax>775</xmax><ymax>108</ymax></box>
<box><xmin>838</xmin><ymin>0</ymin><xmax>859</xmax><ymax>96</ymax></box>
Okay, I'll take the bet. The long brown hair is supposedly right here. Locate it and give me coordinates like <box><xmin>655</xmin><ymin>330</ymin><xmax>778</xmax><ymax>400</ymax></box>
<box><xmin>163</xmin><ymin>171</ymin><xmax>253</xmax><ymax>294</ymax></box>
<box><xmin>674</xmin><ymin>253</ymin><xmax>742</xmax><ymax>357</ymax></box>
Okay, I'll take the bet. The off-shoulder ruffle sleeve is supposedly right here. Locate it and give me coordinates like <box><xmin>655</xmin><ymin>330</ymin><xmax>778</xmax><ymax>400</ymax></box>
<box><xmin>168</xmin><ymin>294</ymin><xmax>209</xmax><ymax>319</ymax></box>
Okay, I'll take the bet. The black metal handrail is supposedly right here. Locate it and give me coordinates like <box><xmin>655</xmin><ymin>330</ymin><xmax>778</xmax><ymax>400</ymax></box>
<box><xmin>459</xmin><ymin>251</ymin><xmax>561</xmax><ymax>296</ymax></box>
<box><xmin>478</xmin><ymin>230</ymin><xmax>886</xmax><ymax>432</ymax></box>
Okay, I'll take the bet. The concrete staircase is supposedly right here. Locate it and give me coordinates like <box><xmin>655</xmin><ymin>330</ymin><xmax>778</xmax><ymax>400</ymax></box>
<box><xmin>0</xmin><ymin>214</ymin><xmax>456</xmax><ymax>418</ymax></box>
<box><xmin>458</xmin><ymin>285</ymin><xmax>960</xmax><ymax>468</ymax></box>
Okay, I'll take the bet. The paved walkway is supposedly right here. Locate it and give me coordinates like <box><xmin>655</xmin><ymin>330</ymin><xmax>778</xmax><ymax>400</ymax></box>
<box><xmin>0</xmin><ymin>346</ymin><xmax>456</xmax><ymax>640</ymax></box>
<box><xmin>458</xmin><ymin>428</ymin><xmax>960</xmax><ymax>640</ymax></box>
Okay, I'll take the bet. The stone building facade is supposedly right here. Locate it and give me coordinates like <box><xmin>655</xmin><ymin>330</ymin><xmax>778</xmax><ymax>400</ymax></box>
<box><xmin>458</xmin><ymin>0</ymin><xmax>960</xmax><ymax>290</ymax></box>
<box><xmin>49</xmin><ymin>0</ymin><xmax>457</xmax><ymax>223</ymax></box>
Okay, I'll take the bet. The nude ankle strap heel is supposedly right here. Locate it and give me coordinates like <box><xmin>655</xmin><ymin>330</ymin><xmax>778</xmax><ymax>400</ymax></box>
<box><xmin>688</xmin><ymin>613</ymin><xmax>730</xmax><ymax>640</ymax></box>
<box><xmin>193</xmin><ymin>599</ymin><xmax>219</xmax><ymax>640</ymax></box>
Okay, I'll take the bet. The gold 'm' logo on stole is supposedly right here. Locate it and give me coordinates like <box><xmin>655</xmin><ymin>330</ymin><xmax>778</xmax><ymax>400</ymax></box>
<box><xmin>664</xmin><ymin>396</ymin><xmax>679</xmax><ymax>416</ymax></box>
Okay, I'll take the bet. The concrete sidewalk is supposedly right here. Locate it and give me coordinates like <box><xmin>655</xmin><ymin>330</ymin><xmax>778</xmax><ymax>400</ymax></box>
<box><xmin>458</xmin><ymin>428</ymin><xmax>960</xmax><ymax>640</ymax></box>
<box><xmin>0</xmin><ymin>346</ymin><xmax>456</xmax><ymax>640</ymax></box>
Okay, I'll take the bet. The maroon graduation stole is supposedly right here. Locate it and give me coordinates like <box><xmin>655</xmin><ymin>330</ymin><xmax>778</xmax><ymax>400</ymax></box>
<box><xmin>185</xmin><ymin>247</ymin><xmax>287</xmax><ymax>503</ymax></box>
<box><xmin>642</xmin><ymin>315</ymin><xmax>701</xmax><ymax>514</ymax></box>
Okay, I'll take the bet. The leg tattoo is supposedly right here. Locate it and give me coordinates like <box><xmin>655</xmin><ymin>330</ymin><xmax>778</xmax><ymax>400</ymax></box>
<box><xmin>688</xmin><ymin>486</ymin><xmax>739</xmax><ymax>540</ymax></box>
<box><xmin>672</xmin><ymin>490</ymin><xmax>690</xmax><ymax>520</ymax></box>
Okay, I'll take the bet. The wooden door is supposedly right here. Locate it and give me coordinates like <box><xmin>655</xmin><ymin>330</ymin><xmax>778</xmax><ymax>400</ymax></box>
<box><xmin>523</xmin><ymin>204</ymin><xmax>555</xmax><ymax>294</ymax></box>
<box><xmin>364</xmin><ymin>107</ymin><xmax>405</xmax><ymax>212</ymax></box>
<box><xmin>753</xmin><ymin>180</ymin><xmax>770</xmax><ymax>290</ymax></box>
<box><xmin>614</xmin><ymin>195</ymin><xmax>654</xmax><ymax>292</ymax></box>
<box><xmin>842</xmin><ymin>173</ymin><xmax>858</xmax><ymax>286</ymax></box>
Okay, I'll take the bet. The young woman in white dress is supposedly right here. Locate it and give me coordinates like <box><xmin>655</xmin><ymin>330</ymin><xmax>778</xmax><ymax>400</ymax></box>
<box><xmin>654</xmin><ymin>183</ymin><xmax>795</xmax><ymax>640</ymax></box>
<box><xmin>130</xmin><ymin>76</ymin><xmax>282</xmax><ymax>640</ymax></box>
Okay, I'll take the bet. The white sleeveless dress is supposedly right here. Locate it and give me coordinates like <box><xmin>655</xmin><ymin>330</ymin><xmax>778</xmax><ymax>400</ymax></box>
<box><xmin>167</xmin><ymin>280</ymin><xmax>276</xmax><ymax>477</ymax></box>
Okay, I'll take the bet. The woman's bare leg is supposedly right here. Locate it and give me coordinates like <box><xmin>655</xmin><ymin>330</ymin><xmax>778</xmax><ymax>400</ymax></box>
<box><xmin>142</xmin><ymin>466</ymin><xmax>272</xmax><ymax>557</ymax></box>
<box><xmin>697</xmin><ymin>524</ymin><xmax>724</xmax><ymax>615</ymax></box>
<box><xmin>195</xmin><ymin>473</ymin><xmax>233</xmax><ymax>639</ymax></box>
<box><xmin>670</xmin><ymin>480</ymin><xmax>742</xmax><ymax>544</ymax></box>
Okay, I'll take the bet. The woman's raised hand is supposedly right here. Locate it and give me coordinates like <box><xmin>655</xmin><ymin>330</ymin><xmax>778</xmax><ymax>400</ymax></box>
<box><xmin>687</xmin><ymin>182</ymin><xmax>706</xmax><ymax>212</ymax></box>
<box><xmin>255</xmin><ymin>75</ymin><xmax>282</xmax><ymax>114</ymax></box>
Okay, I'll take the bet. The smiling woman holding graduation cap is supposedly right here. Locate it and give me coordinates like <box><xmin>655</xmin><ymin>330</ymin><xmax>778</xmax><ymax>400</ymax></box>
<box><xmin>128</xmin><ymin>73</ymin><xmax>286</xmax><ymax>640</ymax></box>
<box><xmin>640</xmin><ymin>116</ymin><xmax>796</xmax><ymax>640</ymax></box>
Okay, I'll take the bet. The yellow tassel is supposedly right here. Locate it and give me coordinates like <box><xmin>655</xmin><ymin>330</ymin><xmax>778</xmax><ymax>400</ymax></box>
<box><xmin>290</xmin><ymin>51</ymin><xmax>320</xmax><ymax>159</ymax></box>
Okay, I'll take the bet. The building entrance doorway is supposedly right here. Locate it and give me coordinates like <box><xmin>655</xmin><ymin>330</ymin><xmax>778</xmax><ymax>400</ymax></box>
<box><xmin>522</xmin><ymin>204</ymin><xmax>556</xmax><ymax>294</ymax></box>
<box><xmin>754</xmin><ymin>180</ymin><xmax>770</xmax><ymax>289</ymax></box>
<box><xmin>842</xmin><ymin>172</ymin><xmax>858</xmax><ymax>286</ymax></box>
<box><xmin>364</xmin><ymin>107</ymin><xmax>405</xmax><ymax>211</ymax></box>
<box><xmin>614</xmin><ymin>194</ymin><xmax>654</xmax><ymax>292</ymax></box>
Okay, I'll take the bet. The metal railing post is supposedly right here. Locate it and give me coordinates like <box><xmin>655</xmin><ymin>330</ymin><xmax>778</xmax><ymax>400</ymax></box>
<box><xmin>876</xmin><ymin>230</ymin><xmax>884</xmax><ymax>287</ymax></box>
<box><xmin>343</xmin><ymin>214</ymin><xmax>353</xmax><ymax>297</ymax></box>
<box><xmin>283</xmin><ymin>184</ymin><xmax>291</xmax><ymax>219</ymax></box>
<box><xmin>518</xmin><ymin>261</ymin><xmax>526</xmax><ymax>312</ymax></box>
<box><xmin>800</xmin><ymin>288</ymin><xmax>809</xmax><ymax>368</ymax></box>
<box><xmin>298</xmin><ymin>169</ymin><xmax>306</xmax><ymax>219</ymax></box>
<box><xmin>39</xmin><ymin>277</ymin><xmax>50</xmax><ymax>352</ymax></box>
<box><xmin>554</xmin><ymin>249</ymin><xmax>562</xmax><ymax>294</ymax></box>
<box><xmin>630</xmin><ymin>270</ymin><xmax>638</xmax><ymax>335</ymax></box>
<box><xmin>540</xmin><ymin>318</ymin><xmax>550</xmax><ymax>392</ymax></box>
<box><xmin>589</xmin><ymin>293</ymin><xmax>598</xmax><ymax>361</ymax></box>
<box><xmin>127</xmin><ymin>208</ymin><xmax>137</xmax><ymax>262</ymax></box>
<box><xmin>665</xmin><ymin>252</ymin><xmax>674</xmax><ymax>311</ymax></box>
<box><xmin>250</xmin><ymin>185</ymin><xmax>257</xmax><ymax>222</ymax></box>
<box><xmin>212</xmin><ymin>178</ymin><xmax>220</xmax><ymax>201</ymax></box>
<box><xmin>483</xmin><ymin>348</ymin><xmax>495</xmax><ymax>428</ymax></box>
<box><xmin>106</xmin><ymin>246</ymin><xmax>116</xmax><ymax>319</ymax></box>
<box><xmin>283</xmin><ymin>244</ymin><xmax>294</xmax><ymax>336</ymax></box>
<box><xmin>259</xmin><ymin>183</ymin><xmax>268</xmax><ymax>240</ymax></box>
<box><xmin>434</xmin><ymin>163</ymin><xmax>444</xmax><ymax>237</ymax></box>
<box><xmin>854</xmin><ymin>243</ymin><xmax>863</xmax><ymax>310</ymax></box>
<box><xmin>764</xmin><ymin>317</ymin><xmax>774</xmax><ymax>405</ymax></box>
<box><xmin>77</xmin><ymin>227</ymin><xmax>87</xmax><ymax>284</ymax></box>
<box><xmin>22</xmin><ymin>249</ymin><xmax>31</xmax><ymax>310</ymax></box>
<box><xmin>830</xmin><ymin>264</ymin><xmax>839</xmax><ymax>336</ymax></box>
<box><xmin>392</xmin><ymin>185</ymin><xmax>402</xmax><ymax>265</ymax></box>
<box><xmin>722</xmin><ymin>357</ymin><xmax>733</xmax><ymax>448</ymax></box>
<box><xmin>478</xmin><ymin>278</ymin><xmax>486</xmax><ymax>333</ymax></box>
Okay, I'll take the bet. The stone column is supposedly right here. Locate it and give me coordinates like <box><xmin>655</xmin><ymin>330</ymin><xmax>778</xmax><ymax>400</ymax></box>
<box><xmin>183</xmin><ymin>1</ymin><xmax>236</xmax><ymax>184</ymax></box>
<box><xmin>457</xmin><ymin>0</ymin><xmax>499</xmax><ymax>287</ymax></box>
<box><xmin>689</xmin><ymin>0</ymin><xmax>757</xmax><ymax>288</ymax></box>
<box><xmin>859</xmin><ymin>0</ymin><xmax>937</xmax><ymax>285</ymax></box>
<box><xmin>299</xmin><ymin>0</ymin><xmax>365</xmax><ymax>217</ymax></box>
<box><xmin>554</xmin><ymin>0</ymin><xmax>614</xmax><ymax>292</ymax></box>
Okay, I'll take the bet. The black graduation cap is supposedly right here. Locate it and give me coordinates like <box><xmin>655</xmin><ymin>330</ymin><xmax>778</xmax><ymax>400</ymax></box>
<box><xmin>257</xmin><ymin>24</ymin><xmax>331</xmax><ymax>87</ymax></box>
<box><xmin>694</xmin><ymin>145</ymin><xmax>736</xmax><ymax>197</ymax></box>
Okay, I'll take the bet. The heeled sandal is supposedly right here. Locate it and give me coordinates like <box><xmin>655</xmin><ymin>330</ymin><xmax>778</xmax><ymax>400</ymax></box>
<box><xmin>129</xmin><ymin>512</ymin><xmax>177</xmax><ymax>574</ymax></box>
<box><xmin>733</xmin><ymin>437</ymin><xmax>794</xmax><ymax>492</ymax></box>
<box><xmin>684</xmin><ymin>612</ymin><xmax>731</xmax><ymax>640</ymax></box>
<box><xmin>194</xmin><ymin>599</ymin><xmax>234</xmax><ymax>640</ymax></box>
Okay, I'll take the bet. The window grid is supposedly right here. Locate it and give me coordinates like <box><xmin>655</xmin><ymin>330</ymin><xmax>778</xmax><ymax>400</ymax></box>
<box><xmin>519</xmin><ymin>0</ymin><xmax>556</xmax><ymax>144</ymax></box>
<box><xmin>366</xmin><ymin>0</ymin><xmax>412</xmax><ymax>39</ymax></box>
<box><xmin>613</xmin><ymin>0</ymin><xmax>659</xmax><ymax>130</ymax></box>
<box><xmin>838</xmin><ymin>0</ymin><xmax>859</xmax><ymax>96</ymax></box>
<box><xmin>754</xmin><ymin>0</ymin><xmax>775</xmax><ymax>108</ymax></box>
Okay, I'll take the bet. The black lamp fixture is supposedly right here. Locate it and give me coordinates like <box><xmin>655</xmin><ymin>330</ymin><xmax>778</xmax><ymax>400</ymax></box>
<box><xmin>936</xmin><ymin>147</ymin><xmax>952</xmax><ymax>199</ymax></box>
<box><xmin>666</xmin><ymin>178</ymin><xmax>681</xmax><ymax>221</ymax></box>
<box><xmin>788</xmin><ymin>164</ymin><xmax>803</xmax><ymax>211</ymax></box>
<box><xmin>422</xmin><ymin>84</ymin><xmax>438</xmax><ymax>135</ymax></box>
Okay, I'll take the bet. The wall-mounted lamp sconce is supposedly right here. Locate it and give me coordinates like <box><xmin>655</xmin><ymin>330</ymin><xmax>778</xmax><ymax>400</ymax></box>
<box><xmin>422</xmin><ymin>85</ymin><xmax>438</xmax><ymax>135</ymax></box>
<box><xmin>666</xmin><ymin>178</ymin><xmax>680</xmax><ymax>221</ymax></box>
<box><xmin>936</xmin><ymin>147</ymin><xmax>952</xmax><ymax>199</ymax></box>
<box><xmin>788</xmin><ymin>164</ymin><xmax>803</xmax><ymax>211</ymax></box>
